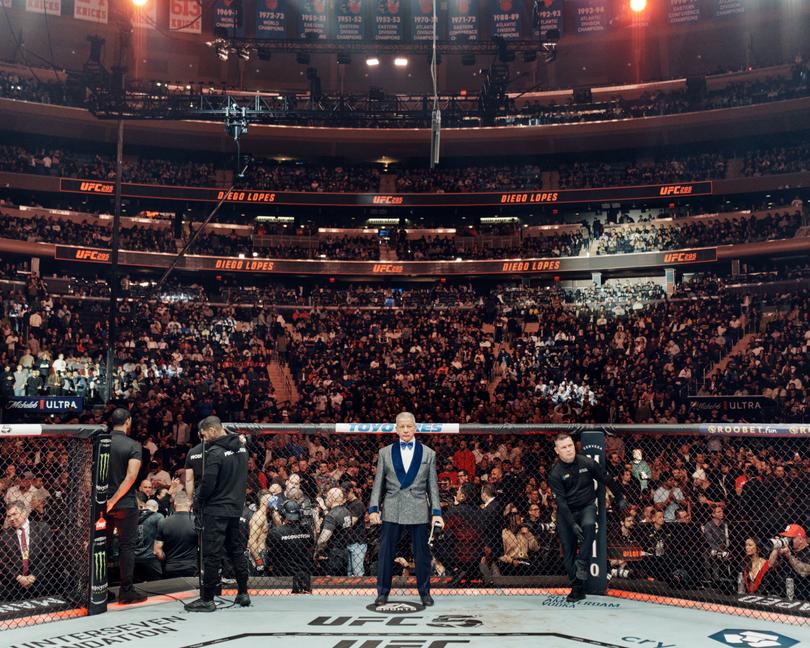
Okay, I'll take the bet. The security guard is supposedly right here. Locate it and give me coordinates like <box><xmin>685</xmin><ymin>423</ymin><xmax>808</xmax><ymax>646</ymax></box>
<box><xmin>548</xmin><ymin>433</ymin><xmax>626</xmax><ymax>602</ymax></box>
<box><xmin>268</xmin><ymin>500</ymin><xmax>314</xmax><ymax>593</ymax></box>
<box><xmin>185</xmin><ymin>417</ymin><xmax>251</xmax><ymax>612</ymax></box>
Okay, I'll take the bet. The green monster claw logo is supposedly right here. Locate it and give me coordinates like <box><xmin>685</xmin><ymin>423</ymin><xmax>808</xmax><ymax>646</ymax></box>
<box><xmin>98</xmin><ymin>452</ymin><xmax>109</xmax><ymax>483</ymax></box>
<box><xmin>94</xmin><ymin>550</ymin><xmax>106</xmax><ymax>581</ymax></box>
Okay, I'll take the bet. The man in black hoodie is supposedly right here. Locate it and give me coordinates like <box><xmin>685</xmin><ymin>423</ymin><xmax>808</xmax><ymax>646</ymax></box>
<box><xmin>549</xmin><ymin>433</ymin><xmax>627</xmax><ymax>603</ymax></box>
<box><xmin>185</xmin><ymin>416</ymin><xmax>251</xmax><ymax>612</ymax></box>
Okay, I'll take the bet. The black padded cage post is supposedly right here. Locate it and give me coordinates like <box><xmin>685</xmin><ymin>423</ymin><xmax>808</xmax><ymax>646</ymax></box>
<box><xmin>0</xmin><ymin>424</ymin><xmax>107</xmax><ymax>630</ymax></box>
<box><xmin>223</xmin><ymin>422</ymin><xmax>809</xmax><ymax>627</ymax></box>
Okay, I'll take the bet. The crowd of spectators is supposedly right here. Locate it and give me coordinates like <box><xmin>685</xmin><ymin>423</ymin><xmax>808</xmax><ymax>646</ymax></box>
<box><xmin>395</xmin><ymin>231</ymin><xmax>585</xmax><ymax>261</ymax></box>
<box><xmin>594</xmin><ymin>210</ymin><xmax>802</xmax><ymax>255</ymax></box>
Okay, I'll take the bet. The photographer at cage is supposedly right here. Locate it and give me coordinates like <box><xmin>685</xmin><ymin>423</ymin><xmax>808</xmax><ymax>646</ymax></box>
<box><xmin>548</xmin><ymin>433</ymin><xmax>627</xmax><ymax>602</ymax></box>
<box><xmin>184</xmin><ymin>416</ymin><xmax>251</xmax><ymax>612</ymax></box>
<box><xmin>268</xmin><ymin>499</ymin><xmax>314</xmax><ymax>593</ymax></box>
<box><xmin>768</xmin><ymin>524</ymin><xmax>809</xmax><ymax>600</ymax></box>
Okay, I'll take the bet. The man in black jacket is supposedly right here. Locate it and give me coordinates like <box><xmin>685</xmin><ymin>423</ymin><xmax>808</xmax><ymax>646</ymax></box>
<box><xmin>548</xmin><ymin>433</ymin><xmax>627</xmax><ymax>602</ymax></box>
<box><xmin>185</xmin><ymin>416</ymin><xmax>251</xmax><ymax>612</ymax></box>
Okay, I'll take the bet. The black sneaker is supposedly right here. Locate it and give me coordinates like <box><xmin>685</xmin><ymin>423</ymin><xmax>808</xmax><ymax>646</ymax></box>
<box><xmin>234</xmin><ymin>593</ymin><xmax>251</xmax><ymax>607</ymax></box>
<box><xmin>185</xmin><ymin>598</ymin><xmax>216</xmax><ymax>613</ymax></box>
<box><xmin>118</xmin><ymin>591</ymin><xmax>147</xmax><ymax>605</ymax></box>
<box><xmin>566</xmin><ymin>585</ymin><xmax>586</xmax><ymax>603</ymax></box>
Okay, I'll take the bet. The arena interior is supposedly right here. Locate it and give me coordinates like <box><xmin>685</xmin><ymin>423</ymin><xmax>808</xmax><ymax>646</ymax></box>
<box><xmin>0</xmin><ymin>0</ymin><xmax>809</xmax><ymax>646</ymax></box>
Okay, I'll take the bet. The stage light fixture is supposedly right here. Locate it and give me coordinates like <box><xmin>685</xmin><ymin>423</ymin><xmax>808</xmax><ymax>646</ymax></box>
<box><xmin>394</xmin><ymin>57</ymin><xmax>408</xmax><ymax>67</ymax></box>
<box><xmin>131</xmin><ymin>0</ymin><xmax>148</xmax><ymax>6</ymax></box>
<box><xmin>630</xmin><ymin>0</ymin><xmax>647</xmax><ymax>12</ymax></box>
<box><xmin>216</xmin><ymin>42</ymin><xmax>229</xmax><ymax>61</ymax></box>
<box><xmin>337</xmin><ymin>52</ymin><xmax>351</xmax><ymax>64</ymax></box>
<box><xmin>366</xmin><ymin>57</ymin><xmax>380</xmax><ymax>67</ymax></box>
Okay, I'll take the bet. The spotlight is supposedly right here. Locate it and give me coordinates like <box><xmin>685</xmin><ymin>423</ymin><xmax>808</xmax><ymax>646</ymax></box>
<box><xmin>237</xmin><ymin>45</ymin><xmax>251</xmax><ymax>61</ymax></box>
<box><xmin>131</xmin><ymin>0</ymin><xmax>148</xmax><ymax>6</ymax></box>
<box><xmin>216</xmin><ymin>42</ymin><xmax>229</xmax><ymax>61</ymax></box>
<box><xmin>366</xmin><ymin>57</ymin><xmax>380</xmax><ymax>67</ymax></box>
<box><xmin>630</xmin><ymin>0</ymin><xmax>646</xmax><ymax>12</ymax></box>
<box><xmin>394</xmin><ymin>57</ymin><xmax>408</xmax><ymax>67</ymax></box>
<box><xmin>337</xmin><ymin>52</ymin><xmax>351</xmax><ymax>65</ymax></box>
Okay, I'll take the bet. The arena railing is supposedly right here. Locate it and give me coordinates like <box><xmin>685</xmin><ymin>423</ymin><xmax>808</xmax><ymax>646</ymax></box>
<box><xmin>0</xmin><ymin>424</ymin><xmax>110</xmax><ymax>630</ymax></box>
<box><xmin>224</xmin><ymin>422</ymin><xmax>810</xmax><ymax>626</ymax></box>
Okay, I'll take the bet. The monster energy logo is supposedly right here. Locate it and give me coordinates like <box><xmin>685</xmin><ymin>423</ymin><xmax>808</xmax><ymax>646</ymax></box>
<box><xmin>94</xmin><ymin>550</ymin><xmax>106</xmax><ymax>581</ymax></box>
<box><xmin>98</xmin><ymin>451</ymin><xmax>109</xmax><ymax>483</ymax></box>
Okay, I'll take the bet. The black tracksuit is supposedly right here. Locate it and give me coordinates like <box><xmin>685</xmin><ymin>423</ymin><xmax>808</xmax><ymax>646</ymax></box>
<box><xmin>195</xmin><ymin>434</ymin><xmax>249</xmax><ymax>601</ymax></box>
<box><xmin>549</xmin><ymin>454</ymin><xmax>623</xmax><ymax>585</ymax></box>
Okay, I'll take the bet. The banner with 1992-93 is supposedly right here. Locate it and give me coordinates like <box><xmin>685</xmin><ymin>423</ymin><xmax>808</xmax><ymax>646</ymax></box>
<box><xmin>534</xmin><ymin>0</ymin><xmax>563</xmax><ymax>39</ymax></box>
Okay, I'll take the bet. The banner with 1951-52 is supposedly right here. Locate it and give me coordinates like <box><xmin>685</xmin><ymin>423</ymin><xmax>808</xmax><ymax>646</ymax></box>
<box><xmin>335</xmin><ymin>0</ymin><xmax>366</xmax><ymax>40</ymax></box>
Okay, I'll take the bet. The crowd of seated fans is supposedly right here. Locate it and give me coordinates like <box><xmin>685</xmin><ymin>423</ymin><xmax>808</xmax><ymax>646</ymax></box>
<box><xmin>594</xmin><ymin>210</ymin><xmax>802</xmax><ymax>255</ymax></box>
<box><xmin>395</xmin><ymin>231</ymin><xmax>585</xmax><ymax>261</ymax></box>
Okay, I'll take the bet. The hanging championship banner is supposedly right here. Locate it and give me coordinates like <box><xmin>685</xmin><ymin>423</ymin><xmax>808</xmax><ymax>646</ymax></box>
<box><xmin>257</xmin><ymin>0</ymin><xmax>288</xmax><ymax>39</ymax></box>
<box><xmin>572</xmin><ymin>0</ymin><xmax>608</xmax><ymax>34</ymax></box>
<box><xmin>490</xmin><ymin>0</ymin><xmax>521</xmax><ymax>40</ymax></box>
<box><xmin>74</xmin><ymin>0</ymin><xmax>107</xmax><ymax>23</ymax></box>
<box><xmin>534</xmin><ymin>0</ymin><xmax>563</xmax><ymax>39</ymax></box>
<box><xmin>132</xmin><ymin>1</ymin><xmax>157</xmax><ymax>30</ymax></box>
<box><xmin>335</xmin><ymin>0</ymin><xmax>365</xmax><ymax>40</ymax></box>
<box><xmin>296</xmin><ymin>0</ymin><xmax>328</xmax><ymax>39</ymax></box>
<box><xmin>667</xmin><ymin>0</ymin><xmax>699</xmax><ymax>24</ymax></box>
<box><xmin>214</xmin><ymin>0</ymin><xmax>245</xmax><ymax>36</ymax></box>
<box><xmin>410</xmin><ymin>0</ymin><xmax>436</xmax><ymax>41</ymax></box>
<box><xmin>374</xmin><ymin>0</ymin><xmax>403</xmax><ymax>41</ymax></box>
<box><xmin>448</xmin><ymin>0</ymin><xmax>478</xmax><ymax>41</ymax></box>
<box><xmin>170</xmin><ymin>0</ymin><xmax>202</xmax><ymax>33</ymax></box>
<box><xmin>25</xmin><ymin>0</ymin><xmax>61</xmax><ymax>16</ymax></box>
<box><xmin>714</xmin><ymin>0</ymin><xmax>743</xmax><ymax>17</ymax></box>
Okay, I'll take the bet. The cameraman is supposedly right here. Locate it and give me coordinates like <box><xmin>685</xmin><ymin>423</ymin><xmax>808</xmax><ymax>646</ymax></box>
<box><xmin>769</xmin><ymin>524</ymin><xmax>809</xmax><ymax>600</ymax></box>
<box><xmin>267</xmin><ymin>500</ymin><xmax>314</xmax><ymax>593</ymax></box>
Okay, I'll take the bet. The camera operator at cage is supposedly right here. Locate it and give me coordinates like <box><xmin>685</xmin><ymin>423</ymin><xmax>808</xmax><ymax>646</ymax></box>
<box><xmin>549</xmin><ymin>433</ymin><xmax>627</xmax><ymax>602</ymax></box>
<box><xmin>267</xmin><ymin>499</ymin><xmax>314</xmax><ymax>593</ymax></box>
<box><xmin>184</xmin><ymin>416</ymin><xmax>251</xmax><ymax>613</ymax></box>
<box><xmin>768</xmin><ymin>524</ymin><xmax>809</xmax><ymax>600</ymax></box>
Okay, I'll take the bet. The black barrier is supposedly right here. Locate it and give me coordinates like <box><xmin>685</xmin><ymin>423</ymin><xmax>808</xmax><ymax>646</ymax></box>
<box><xmin>206</xmin><ymin>422</ymin><xmax>809</xmax><ymax>625</ymax></box>
<box><xmin>59</xmin><ymin>178</ymin><xmax>714</xmax><ymax>208</ymax></box>
<box><xmin>0</xmin><ymin>425</ymin><xmax>106</xmax><ymax>629</ymax></box>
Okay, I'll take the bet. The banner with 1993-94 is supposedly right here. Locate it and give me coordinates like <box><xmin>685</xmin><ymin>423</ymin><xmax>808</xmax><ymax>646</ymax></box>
<box><xmin>572</xmin><ymin>0</ymin><xmax>608</xmax><ymax>34</ymax></box>
<box><xmin>256</xmin><ymin>0</ymin><xmax>288</xmax><ymax>39</ymax></box>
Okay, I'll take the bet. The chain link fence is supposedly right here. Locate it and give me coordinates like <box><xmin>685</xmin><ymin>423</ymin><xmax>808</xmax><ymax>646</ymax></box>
<box><xmin>224</xmin><ymin>424</ymin><xmax>809</xmax><ymax>625</ymax></box>
<box><xmin>0</xmin><ymin>426</ymin><xmax>103</xmax><ymax>630</ymax></box>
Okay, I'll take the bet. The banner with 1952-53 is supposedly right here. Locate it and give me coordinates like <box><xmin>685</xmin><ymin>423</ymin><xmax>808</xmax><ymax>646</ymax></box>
<box><xmin>374</xmin><ymin>0</ymin><xmax>403</xmax><ymax>41</ymax></box>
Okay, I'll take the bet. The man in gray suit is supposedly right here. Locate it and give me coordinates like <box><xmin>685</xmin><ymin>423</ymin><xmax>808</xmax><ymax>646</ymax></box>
<box><xmin>369</xmin><ymin>412</ymin><xmax>444</xmax><ymax>607</ymax></box>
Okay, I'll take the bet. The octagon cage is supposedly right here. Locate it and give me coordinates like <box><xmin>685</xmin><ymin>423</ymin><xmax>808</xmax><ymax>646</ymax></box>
<box><xmin>220</xmin><ymin>422</ymin><xmax>809</xmax><ymax>626</ymax></box>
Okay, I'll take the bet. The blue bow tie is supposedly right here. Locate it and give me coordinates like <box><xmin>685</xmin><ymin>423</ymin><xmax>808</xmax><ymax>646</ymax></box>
<box><xmin>400</xmin><ymin>442</ymin><xmax>414</xmax><ymax>450</ymax></box>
